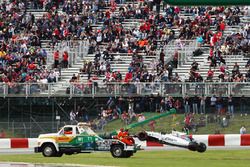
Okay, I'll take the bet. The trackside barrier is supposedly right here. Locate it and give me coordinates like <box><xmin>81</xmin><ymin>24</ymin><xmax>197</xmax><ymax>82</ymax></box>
<box><xmin>0</xmin><ymin>135</ymin><xmax>250</xmax><ymax>150</ymax></box>
<box><xmin>0</xmin><ymin>138</ymin><xmax>37</xmax><ymax>149</ymax></box>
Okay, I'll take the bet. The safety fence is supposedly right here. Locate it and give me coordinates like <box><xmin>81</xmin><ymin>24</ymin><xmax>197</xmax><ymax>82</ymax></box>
<box><xmin>0</xmin><ymin>82</ymin><xmax>250</xmax><ymax>97</ymax></box>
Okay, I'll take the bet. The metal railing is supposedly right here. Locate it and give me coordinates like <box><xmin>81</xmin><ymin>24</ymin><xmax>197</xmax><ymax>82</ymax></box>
<box><xmin>0</xmin><ymin>82</ymin><xmax>250</xmax><ymax>97</ymax></box>
<box><xmin>164</xmin><ymin>40</ymin><xmax>198</xmax><ymax>67</ymax></box>
<box><xmin>45</xmin><ymin>39</ymin><xmax>89</xmax><ymax>69</ymax></box>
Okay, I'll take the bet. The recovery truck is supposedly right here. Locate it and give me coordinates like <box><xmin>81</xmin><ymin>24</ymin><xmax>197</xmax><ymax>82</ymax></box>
<box><xmin>34</xmin><ymin>122</ymin><xmax>139</xmax><ymax>158</ymax></box>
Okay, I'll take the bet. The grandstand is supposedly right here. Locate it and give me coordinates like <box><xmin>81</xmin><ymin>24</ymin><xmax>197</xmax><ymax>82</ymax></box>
<box><xmin>0</xmin><ymin>0</ymin><xmax>249</xmax><ymax>137</ymax></box>
<box><xmin>0</xmin><ymin>0</ymin><xmax>249</xmax><ymax>97</ymax></box>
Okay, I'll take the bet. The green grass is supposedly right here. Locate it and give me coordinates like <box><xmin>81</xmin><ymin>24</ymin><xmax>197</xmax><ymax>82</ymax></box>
<box><xmin>0</xmin><ymin>150</ymin><xmax>250</xmax><ymax>167</ymax></box>
<box><xmin>102</xmin><ymin>113</ymin><xmax>250</xmax><ymax>135</ymax></box>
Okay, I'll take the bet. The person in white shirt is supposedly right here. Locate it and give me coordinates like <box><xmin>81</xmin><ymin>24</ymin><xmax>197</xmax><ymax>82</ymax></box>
<box><xmin>210</xmin><ymin>95</ymin><xmax>217</xmax><ymax>113</ymax></box>
<box><xmin>240</xmin><ymin>126</ymin><xmax>247</xmax><ymax>134</ymax></box>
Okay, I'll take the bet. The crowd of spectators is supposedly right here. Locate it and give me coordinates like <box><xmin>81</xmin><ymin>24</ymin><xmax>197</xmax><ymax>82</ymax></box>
<box><xmin>0</xmin><ymin>0</ymin><xmax>65</xmax><ymax>88</ymax></box>
<box><xmin>74</xmin><ymin>2</ymin><xmax>250</xmax><ymax>89</ymax></box>
<box><xmin>182</xmin><ymin>6</ymin><xmax>250</xmax><ymax>83</ymax></box>
<box><xmin>0</xmin><ymin>0</ymin><xmax>249</xmax><ymax>98</ymax></box>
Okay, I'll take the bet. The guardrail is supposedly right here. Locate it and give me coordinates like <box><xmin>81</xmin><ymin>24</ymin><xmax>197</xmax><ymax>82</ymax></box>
<box><xmin>45</xmin><ymin>39</ymin><xmax>89</xmax><ymax>69</ymax></box>
<box><xmin>0</xmin><ymin>82</ymin><xmax>250</xmax><ymax>97</ymax></box>
<box><xmin>164</xmin><ymin>40</ymin><xmax>198</xmax><ymax>67</ymax></box>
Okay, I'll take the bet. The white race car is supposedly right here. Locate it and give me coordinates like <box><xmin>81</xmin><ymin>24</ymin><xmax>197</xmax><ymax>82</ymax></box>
<box><xmin>137</xmin><ymin>130</ymin><xmax>206</xmax><ymax>153</ymax></box>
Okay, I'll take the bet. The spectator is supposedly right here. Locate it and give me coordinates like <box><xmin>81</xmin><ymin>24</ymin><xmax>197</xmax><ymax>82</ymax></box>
<box><xmin>240</xmin><ymin>125</ymin><xmax>247</xmax><ymax>134</ymax></box>
<box><xmin>192</xmin><ymin>95</ymin><xmax>199</xmax><ymax>114</ymax></box>
<box><xmin>148</xmin><ymin>120</ymin><xmax>156</xmax><ymax>131</ymax></box>
<box><xmin>54</xmin><ymin>50</ymin><xmax>60</xmax><ymax>68</ymax></box>
<box><xmin>240</xmin><ymin>95</ymin><xmax>247</xmax><ymax>116</ymax></box>
<box><xmin>184</xmin><ymin>94</ymin><xmax>191</xmax><ymax>114</ymax></box>
<box><xmin>221</xmin><ymin>117</ymin><xmax>229</xmax><ymax>128</ymax></box>
<box><xmin>227</xmin><ymin>95</ymin><xmax>234</xmax><ymax>117</ymax></box>
<box><xmin>210</xmin><ymin>95</ymin><xmax>217</xmax><ymax>113</ymax></box>
<box><xmin>216</xmin><ymin>95</ymin><xmax>224</xmax><ymax>115</ymax></box>
<box><xmin>138</xmin><ymin>114</ymin><xmax>146</xmax><ymax>122</ymax></box>
<box><xmin>0</xmin><ymin>129</ymin><xmax>6</xmax><ymax>138</ymax></box>
<box><xmin>62</xmin><ymin>51</ymin><xmax>69</xmax><ymax>68</ymax></box>
<box><xmin>70</xmin><ymin>110</ymin><xmax>78</xmax><ymax>124</ymax></box>
<box><xmin>199</xmin><ymin>95</ymin><xmax>206</xmax><ymax>114</ymax></box>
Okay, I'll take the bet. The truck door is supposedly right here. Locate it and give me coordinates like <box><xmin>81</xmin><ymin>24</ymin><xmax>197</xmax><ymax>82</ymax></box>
<box><xmin>57</xmin><ymin>127</ymin><xmax>75</xmax><ymax>143</ymax></box>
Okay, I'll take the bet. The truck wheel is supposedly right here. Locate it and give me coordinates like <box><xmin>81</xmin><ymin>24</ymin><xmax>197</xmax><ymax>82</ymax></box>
<box><xmin>42</xmin><ymin>144</ymin><xmax>56</xmax><ymax>157</ymax></box>
<box><xmin>55</xmin><ymin>152</ymin><xmax>63</xmax><ymax>157</ymax></box>
<box><xmin>111</xmin><ymin>145</ymin><xmax>124</xmax><ymax>158</ymax></box>
<box><xmin>123</xmin><ymin>151</ymin><xmax>133</xmax><ymax>158</ymax></box>
<box><xmin>65</xmin><ymin>153</ymin><xmax>73</xmax><ymax>155</ymax></box>
<box><xmin>197</xmin><ymin>143</ymin><xmax>206</xmax><ymax>153</ymax></box>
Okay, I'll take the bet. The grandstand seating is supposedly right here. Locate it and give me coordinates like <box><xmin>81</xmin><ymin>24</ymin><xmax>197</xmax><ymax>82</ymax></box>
<box><xmin>0</xmin><ymin>0</ymin><xmax>249</xmax><ymax>97</ymax></box>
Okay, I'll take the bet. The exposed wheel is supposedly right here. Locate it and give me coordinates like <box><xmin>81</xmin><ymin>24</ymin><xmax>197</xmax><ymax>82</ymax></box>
<box><xmin>111</xmin><ymin>145</ymin><xmax>124</xmax><ymax>158</ymax></box>
<box><xmin>42</xmin><ymin>144</ymin><xmax>56</xmax><ymax>157</ymax></box>
<box><xmin>137</xmin><ymin>132</ymin><xmax>148</xmax><ymax>141</ymax></box>
<box><xmin>197</xmin><ymin>143</ymin><xmax>207</xmax><ymax>153</ymax></box>
<box><xmin>187</xmin><ymin>142</ymin><xmax>198</xmax><ymax>151</ymax></box>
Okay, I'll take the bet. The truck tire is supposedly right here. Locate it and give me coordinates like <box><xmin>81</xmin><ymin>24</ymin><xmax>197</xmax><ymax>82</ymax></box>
<box><xmin>197</xmin><ymin>143</ymin><xmax>206</xmax><ymax>153</ymax></box>
<box><xmin>65</xmin><ymin>153</ymin><xmax>73</xmax><ymax>155</ymax></box>
<box><xmin>42</xmin><ymin>144</ymin><xmax>56</xmax><ymax>157</ymax></box>
<box><xmin>111</xmin><ymin>145</ymin><xmax>124</xmax><ymax>158</ymax></box>
<box><xmin>123</xmin><ymin>151</ymin><xmax>133</xmax><ymax>158</ymax></box>
<box><xmin>55</xmin><ymin>152</ymin><xmax>63</xmax><ymax>157</ymax></box>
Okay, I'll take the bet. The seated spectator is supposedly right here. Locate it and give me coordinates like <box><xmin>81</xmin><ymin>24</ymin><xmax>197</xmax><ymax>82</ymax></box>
<box><xmin>207</xmin><ymin>68</ymin><xmax>214</xmax><ymax>81</ymax></box>
<box><xmin>240</xmin><ymin>125</ymin><xmax>247</xmax><ymax>134</ymax></box>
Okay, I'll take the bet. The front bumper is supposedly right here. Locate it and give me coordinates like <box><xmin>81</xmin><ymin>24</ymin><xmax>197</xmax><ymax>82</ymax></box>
<box><xmin>34</xmin><ymin>147</ymin><xmax>42</xmax><ymax>153</ymax></box>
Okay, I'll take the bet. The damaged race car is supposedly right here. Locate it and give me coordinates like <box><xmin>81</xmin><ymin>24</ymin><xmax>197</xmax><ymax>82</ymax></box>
<box><xmin>137</xmin><ymin>130</ymin><xmax>207</xmax><ymax>153</ymax></box>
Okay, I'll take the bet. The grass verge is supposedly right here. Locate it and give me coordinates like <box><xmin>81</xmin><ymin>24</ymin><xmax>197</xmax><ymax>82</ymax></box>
<box><xmin>0</xmin><ymin>150</ymin><xmax>250</xmax><ymax>167</ymax></box>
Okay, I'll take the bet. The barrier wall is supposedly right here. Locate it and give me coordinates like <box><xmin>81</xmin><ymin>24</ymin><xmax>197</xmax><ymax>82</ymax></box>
<box><xmin>0</xmin><ymin>135</ymin><xmax>250</xmax><ymax>150</ymax></box>
<box><xmin>0</xmin><ymin>138</ymin><xmax>37</xmax><ymax>149</ymax></box>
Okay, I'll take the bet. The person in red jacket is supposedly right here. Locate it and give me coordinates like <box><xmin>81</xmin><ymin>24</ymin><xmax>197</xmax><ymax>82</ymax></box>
<box><xmin>54</xmin><ymin>50</ymin><xmax>60</xmax><ymax>68</ymax></box>
<box><xmin>219</xmin><ymin>21</ymin><xmax>225</xmax><ymax>32</ymax></box>
<box><xmin>62</xmin><ymin>51</ymin><xmax>69</xmax><ymax>68</ymax></box>
<box><xmin>117</xmin><ymin>128</ymin><xmax>124</xmax><ymax>140</ymax></box>
<box><xmin>117</xmin><ymin>128</ymin><xmax>134</xmax><ymax>145</ymax></box>
<box><xmin>0</xmin><ymin>129</ymin><xmax>6</xmax><ymax>138</ymax></box>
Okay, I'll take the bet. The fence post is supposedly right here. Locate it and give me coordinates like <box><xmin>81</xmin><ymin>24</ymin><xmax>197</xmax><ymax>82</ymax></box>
<box><xmin>228</xmin><ymin>83</ymin><xmax>231</xmax><ymax>96</ymax></box>
<box><xmin>26</xmin><ymin>83</ymin><xmax>29</xmax><ymax>98</ymax></box>
<box><xmin>182</xmin><ymin>83</ymin><xmax>185</xmax><ymax>97</ymax></box>
<box><xmin>3</xmin><ymin>83</ymin><xmax>6</xmax><ymax>98</ymax></box>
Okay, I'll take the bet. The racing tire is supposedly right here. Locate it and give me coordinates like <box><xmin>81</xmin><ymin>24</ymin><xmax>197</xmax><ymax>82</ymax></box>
<box><xmin>187</xmin><ymin>142</ymin><xmax>198</xmax><ymax>151</ymax></box>
<box><xmin>111</xmin><ymin>145</ymin><xmax>124</xmax><ymax>158</ymax></box>
<box><xmin>137</xmin><ymin>132</ymin><xmax>148</xmax><ymax>141</ymax></box>
<box><xmin>197</xmin><ymin>143</ymin><xmax>207</xmax><ymax>153</ymax></box>
<box><xmin>42</xmin><ymin>144</ymin><xmax>56</xmax><ymax>157</ymax></box>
